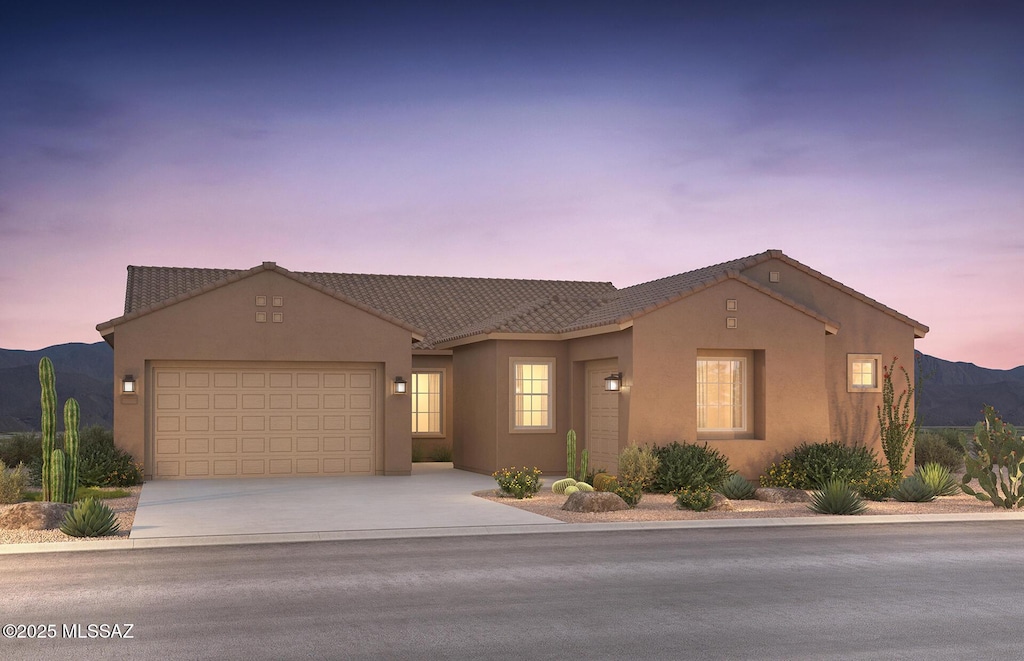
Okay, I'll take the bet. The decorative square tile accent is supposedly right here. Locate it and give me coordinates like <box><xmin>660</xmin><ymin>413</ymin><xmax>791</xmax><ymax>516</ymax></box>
<box><xmin>272</xmin><ymin>312</ymin><xmax>284</xmax><ymax>323</ymax></box>
<box><xmin>255</xmin><ymin>295</ymin><xmax>267</xmax><ymax>307</ymax></box>
<box><xmin>726</xmin><ymin>317</ymin><xmax>737</xmax><ymax>329</ymax></box>
<box><xmin>256</xmin><ymin>311</ymin><xmax>267</xmax><ymax>323</ymax></box>
<box><xmin>769</xmin><ymin>271</ymin><xmax>780</xmax><ymax>283</ymax></box>
<box><xmin>272</xmin><ymin>296</ymin><xmax>284</xmax><ymax>307</ymax></box>
<box><xmin>726</xmin><ymin>299</ymin><xmax>737</xmax><ymax>311</ymax></box>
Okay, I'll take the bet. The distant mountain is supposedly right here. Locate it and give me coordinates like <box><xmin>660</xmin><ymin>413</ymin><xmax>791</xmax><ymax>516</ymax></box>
<box><xmin>916</xmin><ymin>352</ymin><xmax>1024</xmax><ymax>426</ymax></box>
<box><xmin>0</xmin><ymin>342</ymin><xmax>113</xmax><ymax>431</ymax></box>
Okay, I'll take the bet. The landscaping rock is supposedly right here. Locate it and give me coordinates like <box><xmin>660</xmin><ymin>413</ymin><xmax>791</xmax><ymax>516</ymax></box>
<box><xmin>710</xmin><ymin>493</ymin><xmax>734</xmax><ymax>511</ymax></box>
<box><xmin>0</xmin><ymin>502</ymin><xmax>73</xmax><ymax>530</ymax></box>
<box><xmin>755</xmin><ymin>487</ymin><xmax>811</xmax><ymax>503</ymax></box>
<box><xmin>562</xmin><ymin>491</ymin><xmax>630</xmax><ymax>513</ymax></box>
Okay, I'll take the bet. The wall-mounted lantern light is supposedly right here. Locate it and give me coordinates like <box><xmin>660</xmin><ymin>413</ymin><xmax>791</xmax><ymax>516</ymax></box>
<box><xmin>393</xmin><ymin>376</ymin><xmax>408</xmax><ymax>394</ymax></box>
<box><xmin>122</xmin><ymin>374</ymin><xmax>136</xmax><ymax>393</ymax></box>
<box><xmin>604</xmin><ymin>372</ymin><xmax>623</xmax><ymax>392</ymax></box>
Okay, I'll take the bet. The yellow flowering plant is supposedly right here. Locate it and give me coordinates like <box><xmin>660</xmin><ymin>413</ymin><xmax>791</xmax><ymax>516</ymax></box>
<box><xmin>492</xmin><ymin>466</ymin><xmax>542</xmax><ymax>499</ymax></box>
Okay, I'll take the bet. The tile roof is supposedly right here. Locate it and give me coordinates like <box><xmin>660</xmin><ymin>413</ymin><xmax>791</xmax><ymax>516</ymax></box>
<box><xmin>106</xmin><ymin>250</ymin><xmax>927</xmax><ymax>348</ymax></box>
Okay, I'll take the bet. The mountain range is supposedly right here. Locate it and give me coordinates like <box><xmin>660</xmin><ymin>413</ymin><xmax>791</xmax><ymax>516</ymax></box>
<box><xmin>0</xmin><ymin>343</ymin><xmax>1020</xmax><ymax>431</ymax></box>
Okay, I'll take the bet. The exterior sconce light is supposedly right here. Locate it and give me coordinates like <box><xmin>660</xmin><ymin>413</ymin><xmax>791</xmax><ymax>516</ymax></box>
<box><xmin>604</xmin><ymin>372</ymin><xmax>623</xmax><ymax>392</ymax></box>
<box><xmin>393</xmin><ymin>376</ymin><xmax>408</xmax><ymax>394</ymax></box>
<box><xmin>122</xmin><ymin>374</ymin><xmax>136</xmax><ymax>393</ymax></box>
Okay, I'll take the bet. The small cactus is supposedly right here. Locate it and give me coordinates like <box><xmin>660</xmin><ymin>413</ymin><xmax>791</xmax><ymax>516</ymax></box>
<box><xmin>552</xmin><ymin>477</ymin><xmax>577</xmax><ymax>494</ymax></box>
<box><xmin>62</xmin><ymin>398</ymin><xmax>81</xmax><ymax>503</ymax></box>
<box><xmin>563</xmin><ymin>485</ymin><xmax>580</xmax><ymax>496</ymax></box>
<box><xmin>579</xmin><ymin>449</ymin><xmax>589</xmax><ymax>483</ymax></box>
<box><xmin>574</xmin><ymin>482</ymin><xmax>595</xmax><ymax>492</ymax></box>
<box><xmin>566</xmin><ymin>430</ymin><xmax>577</xmax><ymax>480</ymax></box>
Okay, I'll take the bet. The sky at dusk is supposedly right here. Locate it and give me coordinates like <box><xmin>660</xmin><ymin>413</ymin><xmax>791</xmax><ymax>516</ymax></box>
<box><xmin>1</xmin><ymin>1</ymin><xmax>1021</xmax><ymax>368</ymax></box>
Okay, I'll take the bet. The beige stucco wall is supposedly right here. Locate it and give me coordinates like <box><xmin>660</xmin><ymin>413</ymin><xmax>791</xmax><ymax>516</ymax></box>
<box><xmin>452</xmin><ymin>341</ymin><xmax>498</xmax><ymax>473</ymax></box>
<box><xmin>742</xmin><ymin>258</ymin><xmax>920</xmax><ymax>469</ymax></box>
<box><xmin>101</xmin><ymin>269</ymin><xmax>414</xmax><ymax>478</ymax></box>
<box><xmin>629</xmin><ymin>279</ymin><xmax>832</xmax><ymax>479</ymax></box>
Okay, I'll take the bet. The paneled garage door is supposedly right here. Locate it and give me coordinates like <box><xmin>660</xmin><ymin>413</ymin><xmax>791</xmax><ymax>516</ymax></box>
<box><xmin>151</xmin><ymin>363</ymin><xmax>378</xmax><ymax>479</ymax></box>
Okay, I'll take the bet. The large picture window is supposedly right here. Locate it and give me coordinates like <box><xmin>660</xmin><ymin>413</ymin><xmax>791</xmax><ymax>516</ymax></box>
<box><xmin>697</xmin><ymin>358</ymin><xmax>746</xmax><ymax>431</ymax></box>
<box><xmin>411</xmin><ymin>371</ymin><xmax>442</xmax><ymax>434</ymax></box>
<box><xmin>511</xmin><ymin>359</ymin><xmax>554</xmax><ymax>431</ymax></box>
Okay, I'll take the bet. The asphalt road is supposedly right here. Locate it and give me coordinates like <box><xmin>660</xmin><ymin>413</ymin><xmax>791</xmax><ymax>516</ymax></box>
<box><xmin>1</xmin><ymin>522</ymin><xmax>1019</xmax><ymax>660</ymax></box>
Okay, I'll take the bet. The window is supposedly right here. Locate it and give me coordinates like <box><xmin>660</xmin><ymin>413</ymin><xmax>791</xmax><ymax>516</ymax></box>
<box><xmin>697</xmin><ymin>358</ymin><xmax>746</xmax><ymax>431</ymax></box>
<box><xmin>848</xmin><ymin>354</ymin><xmax>881</xmax><ymax>392</ymax></box>
<box><xmin>411</xmin><ymin>371</ymin><xmax>442</xmax><ymax>434</ymax></box>
<box><xmin>511</xmin><ymin>359</ymin><xmax>554</xmax><ymax>431</ymax></box>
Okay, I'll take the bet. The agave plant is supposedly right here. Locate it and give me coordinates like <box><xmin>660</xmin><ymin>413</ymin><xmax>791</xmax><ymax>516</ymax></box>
<box><xmin>808</xmin><ymin>478</ymin><xmax>867</xmax><ymax>515</ymax></box>
<box><xmin>892</xmin><ymin>475</ymin><xmax>937</xmax><ymax>503</ymax></box>
<box><xmin>60</xmin><ymin>497</ymin><xmax>120</xmax><ymax>538</ymax></box>
<box><xmin>719</xmin><ymin>474</ymin><xmax>757</xmax><ymax>500</ymax></box>
<box><xmin>914</xmin><ymin>462</ymin><xmax>960</xmax><ymax>497</ymax></box>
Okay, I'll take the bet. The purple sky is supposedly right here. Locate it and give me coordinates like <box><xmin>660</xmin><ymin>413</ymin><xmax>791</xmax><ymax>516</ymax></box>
<box><xmin>1</xmin><ymin>2</ymin><xmax>1021</xmax><ymax>368</ymax></box>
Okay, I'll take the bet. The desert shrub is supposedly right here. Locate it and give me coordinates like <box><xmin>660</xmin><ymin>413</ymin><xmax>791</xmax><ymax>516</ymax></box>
<box><xmin>763</xmin><ymin>441</ymin><xmax>880</xmax><ymax>490</ymax></box>
<box><xmin>613</xmin><ymin>481</ymin><xmax>643</xmax><ymax>507</ymax></box>
<box><xmin>718</xmin><ymin>474</ymin><xmax>756</xmax><ymax>500</ymax></box>
<box><xmin>914</xmin><ymin>432</ymin><xmax>963</xmax><ymax>471</ymax></box>
<box><xmin>914</xmin><ymin>462</ymin><xmax>960</xmax><ymax>497</ymax></box>
<box><xmin>59</xmin><ymin>497</ymin><xmax>120</xmax><ymax>537</ymax></box>
<box><xmin>650</xmin><ymin>441</ymin><xmax>734</xmax><ymax>493</ymax></box>
<box><xmin>77</xmin><ymin>426</ymin><xmax>142</xmax><ymax>487</ymax></box>
<box><xmin>852</xmin><ymin>468</ymin><xmax>899</xmax><ymax>501</ymax></box>
<box><xmin>0</xmin><ymin>460</ymin><xmax>28</xmax><ymax>504</ymax></box>
<box><xmin>892</xmin><ymin>475</ymin><xmax>937</xmax><ymax>502</ymax></box>
<box><xmin>492</xmin><ymin>466</ymin><xmax>542</xmax><ymax>499</ymax></box>
<box><xmin>808</xmin><ymin>478</ymin><xmax>867</xmax><ymax>515</ymax></box>
<box><xmin>672</xmin><ymin>485</ymin><xmax>716</xmax><ymax>511</ymax></box>
<box><xmin>0</xmin><ymin>432</ymin><xmax>42</xmax><ymax>468</ymax></box>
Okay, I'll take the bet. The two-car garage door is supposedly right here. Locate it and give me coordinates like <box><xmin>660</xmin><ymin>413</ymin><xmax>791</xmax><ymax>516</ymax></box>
<box><xmin>151</xmin><ymin>363</ymin><xmax>379</xmax><ymax>479</ymax></box>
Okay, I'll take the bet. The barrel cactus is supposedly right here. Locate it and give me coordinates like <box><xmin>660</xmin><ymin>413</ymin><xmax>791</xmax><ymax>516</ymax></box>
<box><xmin>552</xmin><ymin>477</ymin><xmax>577</xmax><ymax>494</ymax></box>
<box><xmin>574</xmin><ymin>482</ymin><xmax>595</xmax><ymax>492</ymax></box>
<box><xmin>563</xmin><ymin>485</ymin><xmax>580</xmax><ymax>496</ymax></box>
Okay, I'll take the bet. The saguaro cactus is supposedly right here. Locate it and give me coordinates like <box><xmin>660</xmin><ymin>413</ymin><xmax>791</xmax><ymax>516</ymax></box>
<box><xmin>49</xmin><ymin>449</ymin><xmax>66</xmax><ymax>505</ymax></box>
<box><xmin>566</xmin><ymin>429</ymin><xmax>577</xmax><ymax>480</ymax></box>
<box><xmin>63</xmin><ymin>398</ymin><xmax>81</xmax><ymax>503</ymax></box>
<box><xmin>39</xmin><ymin>357</ymin><xmax>57</xmax><ymax>501</ymax></box>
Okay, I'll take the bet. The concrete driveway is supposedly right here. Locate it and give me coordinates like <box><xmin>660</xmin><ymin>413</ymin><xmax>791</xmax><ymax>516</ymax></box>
<box><xmin>129</xmin><ymin>463</ymin><xmax>561</xmax><ymax>539</ymax></box>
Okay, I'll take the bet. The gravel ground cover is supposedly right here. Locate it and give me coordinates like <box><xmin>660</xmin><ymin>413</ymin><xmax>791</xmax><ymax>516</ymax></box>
<box><xmin>473</xmin><ymin>487</ymin><xmax>1010</xmax><ymax>524</ymax></box>
<box><xmin>0</xmin><ymin>487</ymin><xmax>141</xmax><ymax>545</ymax></box>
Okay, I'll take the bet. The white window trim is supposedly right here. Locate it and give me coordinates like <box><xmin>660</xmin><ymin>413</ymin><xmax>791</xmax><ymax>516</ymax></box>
<box><xmin>697</xmin><ymin>356</ymin><xmax>748</xmax><ymax>433</ymax></box>
<box><xmin>411</xmin><ymin>370</ymin><xmax>444</xmax><ymax>436</ymax></box>
<box><xmin>509</xmin><ymin>357</ymin><xmax>556</xmax><ymax>433</ymax></box>
<box><xmin>848</xmin><ymin>353</ymin><xmax>882</xmax><ymax>393</ymax></box>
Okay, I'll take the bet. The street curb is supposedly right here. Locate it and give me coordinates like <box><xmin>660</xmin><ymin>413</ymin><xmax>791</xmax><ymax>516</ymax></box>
<box><xmin>3</xmin><ymin>511</ymin><xmax>1024</xmax><ymax>555</ymax></box>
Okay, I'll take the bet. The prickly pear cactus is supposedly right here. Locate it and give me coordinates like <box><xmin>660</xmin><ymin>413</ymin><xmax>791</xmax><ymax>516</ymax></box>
<box><xmin>552</xmin><ymin>477</ymin><xmax>577</xmax><ymax>494</ymax></box>
<box><xmin>39</xmin><ymin>358</ymin><xmax>57</xmax><ymax>501</ymax></box>
<box><xmin>961</xmin><ymin>406</ymin><xmax>1024</xmax><ymax>508</ymax></box>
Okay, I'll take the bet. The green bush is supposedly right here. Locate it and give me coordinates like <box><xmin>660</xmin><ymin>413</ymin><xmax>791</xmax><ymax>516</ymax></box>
<box><xmin>762</xmin><ymin>441</ymin><xmax>880</xmax><ymax>490</ymax></box>
<box><xmin>914</xmin><ymin>462</ymin><xmax>960</xmax><ymax>497</ymax></box>
<box><xmin>718</xmin><ymin>474</ymin><xmax>756</xmax><ymax>500</ymax></box>
<box><xmin>59</xmin><ymin>497</ymin><xmax>120</xmax><ymax>537</ymax></box>
<box><xmin>77</xmin><ymin>426</ymin><xmax>142</xmax><ymax>487</ymax></box>
<box><xmin>914</xmin><ymin>432</ymin><xmax>963</xmax><ymax>471</ymax></box>
<box><xmin>0</xmin><ymin>432</ymin><xmax>42</xmax><ymax>468</ymax></box>
<box><xmin>892</xmin><ymin>475</ymin><xmax>936</xmax><ymax>502</ymax></box>
<box><xmin>808</xmin><ymin>478</ymin><xmax>867</xmax><ymax>515</ymax></box>
<box><xmin>672</xmin><ymin>485</ymin><xmax>716</xmax><ymax>511</ymax></box>
<box><xmin>429</xmin><ymin>445</ymin><xmax>453</xmax><ymax>462</ymax></box>
<box><xmin>0</xmin><ymin>460</ymin><xmax>28</xmax><ymax>504</ymax></box>
<box><xmin>650</xmin><ymin>441</ymin><xmax>734</xmax><ymax>493</ymax></box>
<box><xmin>613</xmin><ymin>481</ymin><xmax>643</xmax><ymax>507</ymax></box>
<box><xmin>852</xmin><ymin>468</ymin><xmax>899</xmax><ymax>501</ymax></box>
<box><xmin>615</xmin><ymin>443</ymin><xmax>660</xmax><ymax>507</ymax></box>
<box><xmin>492</xmin><ymin>466</ymin><xmax>542</xmax><ymax>499</ymax></box>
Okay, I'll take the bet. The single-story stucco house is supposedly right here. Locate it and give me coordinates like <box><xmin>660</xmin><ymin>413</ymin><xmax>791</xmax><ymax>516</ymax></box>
<box><xmin>96</xmin><ymin>249</ymin><xmax>927</xmax><ymax>481</ymax></box>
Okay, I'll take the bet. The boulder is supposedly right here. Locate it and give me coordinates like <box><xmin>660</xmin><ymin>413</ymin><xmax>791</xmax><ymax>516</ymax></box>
<box><xmin>710</xmin><ymin>493</ymin><xmax>734</xmax><ymax>511</ymax></box>
<box><xmin>562</xmin><ymin>491</ymin><xmax>630</xmax><ymax>513</ymax></box>
<box><xmin>0</xmin><ymin>502</ymin><xmax>73</xmax><ymax>530</ymax></box>
<box><xmin>755</xmin><ymin>487</ymin><xmax>812</xmax><ymax>503</ymax></box>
